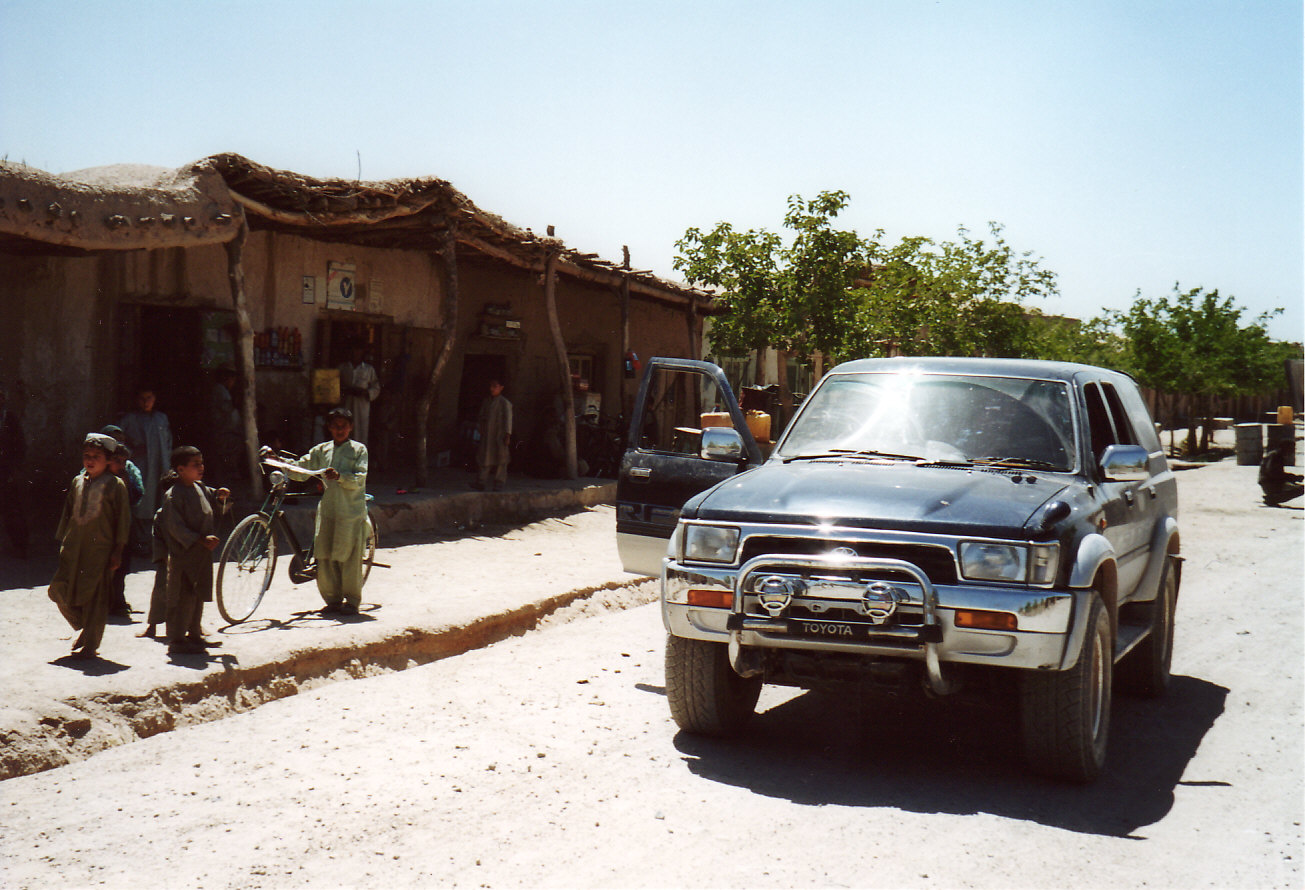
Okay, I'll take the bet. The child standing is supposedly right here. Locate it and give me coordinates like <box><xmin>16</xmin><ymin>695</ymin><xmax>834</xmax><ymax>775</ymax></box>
<box><xmin>474</xmin><ymin>378</ymin><xmax>512</xmax><ymax>491</ymax></box>
<box><xmin>158</xmin><ymin>446</ymin><xmax>229</xmax><ymax>655</ymax></box>
<box><xmin>137</xmin><ymin>469</ymin><xmax>178</xmax><ymax>640</ymax></box>
<box><xmin>48</xmin><ymin>433</ymin><xmax>132</xmax><ymax>659</ymax></box>
<box><xmin>106</xmin><ymin>440</ymin><xmax>143</xmax><ymax>618</ymax></box>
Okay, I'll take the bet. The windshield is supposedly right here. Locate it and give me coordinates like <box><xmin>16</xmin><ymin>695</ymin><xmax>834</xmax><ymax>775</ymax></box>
<box><xmin>776</xmin><ymin>371</ymin><xmax>1077</xmax><ymax>471</ymax></box>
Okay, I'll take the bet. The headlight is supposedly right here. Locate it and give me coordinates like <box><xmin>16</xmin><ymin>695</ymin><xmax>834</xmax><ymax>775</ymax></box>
<box><xmin>959</xmin><ymin>541</ymin><xmax>1059</xmax><ymax>585</ymax></box>
<box><xmin>682</xmin><ymin>524</ymin><xmax>740</xmax><ymax>563</ymax></box>
<box><xmin>268</xmin><ymin>470</ymin><xmax>287</xmax><ymax>488</ymax></box>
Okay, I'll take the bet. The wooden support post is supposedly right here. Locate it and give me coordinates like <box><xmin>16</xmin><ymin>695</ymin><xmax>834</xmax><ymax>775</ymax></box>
<box><xmin>415</xmin><ymin>226</ymin><xmax>460</xmax><ymax>489</ymax></box>
<box><xmin>225</xmin><ymin>212</ymin><xmax>263</xmax><ymax>492</ymax></box>
<box><xmin>620</xmin><ymin>245</ymin><xmax>632</xmax><ymax>418</ymax></box>
<box><xmin>544</xmin><ymin>246</ymin><xmax>578</xmax><ymax>478</ymax></box>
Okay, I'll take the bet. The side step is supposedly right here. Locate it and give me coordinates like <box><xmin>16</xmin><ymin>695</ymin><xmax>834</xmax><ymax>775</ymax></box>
<box><xmin>1114</xmin><ymin>621</ymin><xmax>1150</xmax><ymax>662</ymax></box>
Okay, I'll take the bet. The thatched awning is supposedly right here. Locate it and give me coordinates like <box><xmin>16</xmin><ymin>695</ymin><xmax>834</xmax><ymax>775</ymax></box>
<box><xmin>0</xmin><ymin>153</ymin><xmax>713</xmax><ymax>310</ymax></box>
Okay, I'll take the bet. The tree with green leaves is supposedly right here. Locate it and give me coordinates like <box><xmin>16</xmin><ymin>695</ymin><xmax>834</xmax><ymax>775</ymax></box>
<box><xmin>1111</xmin><ymin>285</ymin><xmax>1287</xmax><ymax>454</ymax></box>
<box><xmin>674</xmin><ymin>192</ymin><xmax>1059</xmax><ymax>365</ymax></box>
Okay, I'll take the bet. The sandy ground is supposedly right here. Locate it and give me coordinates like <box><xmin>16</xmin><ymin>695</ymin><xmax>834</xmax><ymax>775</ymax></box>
<box><xmin>0</xmin><ymin>504</ymin><xmax>650</xmax><ymax>780</ymax></box>
<box><xmin>0</xmin><ymin>432</ymin><xmax>1300</xmax><ymax>888</ymax></box>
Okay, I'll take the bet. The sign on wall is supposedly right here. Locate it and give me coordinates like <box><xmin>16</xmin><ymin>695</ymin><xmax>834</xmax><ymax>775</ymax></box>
<box><xmin>326</xmin><ymin>262</ymin><xmax>356</xmax><ymax>310</ymax></box>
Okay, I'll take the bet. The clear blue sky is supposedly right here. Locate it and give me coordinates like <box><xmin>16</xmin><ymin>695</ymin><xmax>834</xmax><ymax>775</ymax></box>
<box><xmin>3</xmin><ymin>0</ymin><xmax>1301</xmax><ymax>341</ymax></box>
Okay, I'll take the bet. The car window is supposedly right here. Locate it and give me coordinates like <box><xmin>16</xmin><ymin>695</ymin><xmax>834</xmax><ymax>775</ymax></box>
<box><xmin>777</xmin><ymin>372</ymin><xmax>1076</xmax><ymax>471</ymax></box>
<box><xmin>637</xmin><ymin>366</ymin><xmax>735</xmax><ymax>456</ymax></box>
<box><xmin>1100</xmin><ymin>382</ymin><xmax>1138</xmax><ymax>445</ymax></box>
<box><xmin>1113</xmin><ymin>380</ymin><xmax>1163</xmax><ymax>453</ymax></box>
<box><xmin>1084</xmin><ymin>382</ymin><xmax>1117</xmax><ymax>458</ymax></box>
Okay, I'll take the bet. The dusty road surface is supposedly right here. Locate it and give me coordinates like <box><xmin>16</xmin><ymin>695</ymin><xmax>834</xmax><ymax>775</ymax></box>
<box><xmin>1</xmin><ymin>455</ymin><xmax>1301</xmax><ymax>889</ymax></box>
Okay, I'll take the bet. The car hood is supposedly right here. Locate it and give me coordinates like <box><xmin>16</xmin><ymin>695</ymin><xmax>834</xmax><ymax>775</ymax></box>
<box><xmin>687</xmin><ymin>460</ymin><xmax>1070</xmax><ymax>537</ymax></box>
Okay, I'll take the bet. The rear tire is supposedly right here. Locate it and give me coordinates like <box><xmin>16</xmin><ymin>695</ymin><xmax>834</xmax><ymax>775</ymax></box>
<box><xmin>361</xmin><ymin>512</ymin><xmax>378</xmax><ymax>587</ymax></box>
<box><xmin>1021</xmin><ymin>593</ymin><xmax>1112</xmax><ymax>782</ymax></box>
<box><xmin>665</xmin><ymin>635</ymin><xmax>761</xmax><ymax>737</ymax></box>
<box><xmin>1117</xmin><ymin>555</ymin><xmax>1177</xmax><ymax>697</ymax></box>
<box><xmin>216</xmin><ymin>515</ymin><xmax>276</xmax><ymax>624</ymax></box>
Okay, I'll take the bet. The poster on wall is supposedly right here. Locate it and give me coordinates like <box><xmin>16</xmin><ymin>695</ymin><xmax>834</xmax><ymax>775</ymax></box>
<box><xmin>200</xmin><ymin>310</ymin><xmax>237</xmax><ymax>370</ymax></box>
<box><xmin>326</xmin><ymin>262</ymin><xmax>356</xmax><ymax>310</ymax></box>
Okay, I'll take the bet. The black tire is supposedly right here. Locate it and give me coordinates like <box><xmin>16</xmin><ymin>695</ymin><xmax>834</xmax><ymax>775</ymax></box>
<box><xmin>665</xmin><ymin>634</ymin><xmax>761</xmax><ymax>737</ymax></box>
<box><xmin>1117</xmin><ymin>555</ymin><xmax>1177</xmax><ymax>697</ymax></box>
<box><xmin>216</xmin><ymin>514</ymin><xmax>276</xmax><ymax>624</ymax></box>
<box><xmin>1021</xmin><ymin>593</ymin><xmax>1112</xmax><ymax>782</ymax></box>
<box><xmin>361</xmin><ymin>512</ymin><xmax>378</xmax><ymax>587</ymax></box>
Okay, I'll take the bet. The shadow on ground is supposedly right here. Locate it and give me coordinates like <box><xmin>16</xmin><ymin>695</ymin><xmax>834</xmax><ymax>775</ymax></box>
<box><xmin>674</xmin><ymin>674</ymin><xmax>1227</xmax><ymax>838</ymax></box>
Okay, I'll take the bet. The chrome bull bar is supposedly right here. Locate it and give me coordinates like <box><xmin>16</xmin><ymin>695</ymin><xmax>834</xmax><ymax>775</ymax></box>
<box><xmin>730</xmin><ymin>554</ymin><xmax>957</xmax><ymax>695</ymax></box>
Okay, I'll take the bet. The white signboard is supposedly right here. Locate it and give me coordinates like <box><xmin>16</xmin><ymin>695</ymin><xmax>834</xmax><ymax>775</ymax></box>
<box><xmin>326</xmin><ymin>262</ymin><xmax>356</xmax><ymax>310</ymax></box>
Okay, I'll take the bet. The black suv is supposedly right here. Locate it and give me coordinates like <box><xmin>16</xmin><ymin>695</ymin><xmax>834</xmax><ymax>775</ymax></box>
<box><xmin>617</xmin><ymin>356</ymin><xmax>1180</xmax><ymax>782</ymax></box>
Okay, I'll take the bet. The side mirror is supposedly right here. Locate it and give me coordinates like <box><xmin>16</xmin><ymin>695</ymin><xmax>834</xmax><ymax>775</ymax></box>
<box><xmin>701</xmin><ymin>426</ymin><xmax>744</xmax><ymax>462</ymax></box>
<box><xmin>1100</xmin><ymin>444</ymin><xmax>1149</xmax><ymax>482</ymax></box>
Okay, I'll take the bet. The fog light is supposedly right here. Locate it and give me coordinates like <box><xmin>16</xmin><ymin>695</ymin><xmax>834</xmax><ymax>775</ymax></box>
<box><xmin>954</xmin><ymin>609</ymin><xmax>1017</xmax><ymax>631</ymax></box>
<box><xmin>687</xmin><ymin>589</ymin><xmax>734</xmax><ymax>609</ymax></box>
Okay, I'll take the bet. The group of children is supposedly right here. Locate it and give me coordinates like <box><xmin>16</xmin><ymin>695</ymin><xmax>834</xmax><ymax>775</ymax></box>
<box><xmin>48</xmin><ymin>434</ymin><xmax>230</xmax><ymax>658</ymax></box>
<box><xmin>49</xmin><ymin>405</ymin><xmax>372</xmax><ymax>660</ymax></box>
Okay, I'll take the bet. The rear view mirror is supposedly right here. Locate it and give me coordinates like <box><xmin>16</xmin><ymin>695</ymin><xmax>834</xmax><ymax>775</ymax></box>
<box><xmin>701</xmin><ymin>426</ymin><xmax>744</xmax><ymax>462</ymax></box>
<box><xmin>1100</xmin><ymin>444</ymin><xmax>1149</xmax><ymax>482</ymax></box>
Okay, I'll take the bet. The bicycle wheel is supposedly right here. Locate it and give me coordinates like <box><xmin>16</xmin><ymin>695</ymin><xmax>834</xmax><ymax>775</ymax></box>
<box><xmin>361</xmin><ymin>512</ymin><xmax>378</xmax><ymax>587</ymax></box>
<box><xmin>216</xmin><ymin>514</ymin><xmax>277</xmax><ymax>624</ymax></box>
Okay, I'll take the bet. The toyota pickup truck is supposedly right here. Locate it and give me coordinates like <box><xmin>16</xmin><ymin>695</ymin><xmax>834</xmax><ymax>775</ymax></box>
<box><xmin>617</xmin><ymin>356</ymin><xmax>1180</xmax><ymax>782</ymax></box>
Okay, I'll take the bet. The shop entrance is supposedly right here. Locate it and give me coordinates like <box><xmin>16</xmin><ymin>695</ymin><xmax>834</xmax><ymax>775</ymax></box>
<box><xmin>454</xmin><ymin>354</ymin><xmax>509</xmax><ymax>469</ymax></box>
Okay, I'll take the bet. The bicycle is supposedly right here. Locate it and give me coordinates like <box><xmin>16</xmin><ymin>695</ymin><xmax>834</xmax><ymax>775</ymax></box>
<box><xmin>215</xmin><ymin>452</ymin><xmax>381</xmax><ymax>624</ymax></box>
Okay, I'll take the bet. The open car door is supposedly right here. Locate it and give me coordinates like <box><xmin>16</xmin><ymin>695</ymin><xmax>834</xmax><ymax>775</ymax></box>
<box><xmin>616</xmin><ymin>357</ymin><xmax>763</xmax><ymax>575</ymax></box>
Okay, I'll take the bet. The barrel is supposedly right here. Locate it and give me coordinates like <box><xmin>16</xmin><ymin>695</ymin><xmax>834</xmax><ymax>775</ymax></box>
<box><xmin>1234</xmin><ymin>423</ymin><xmax>1263</xmax><ymax>466</ymax></box>
<box><xmin>1266</xmin><ymin>423</ymin><xmax>1296</xmax><ymax>466</ymax></box>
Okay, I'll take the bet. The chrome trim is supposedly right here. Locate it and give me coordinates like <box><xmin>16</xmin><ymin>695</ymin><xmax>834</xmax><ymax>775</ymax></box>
<box><xmin>736</xmin><ymin>554</ymin><xmax>954</xmax><ymax>694</ymax></box>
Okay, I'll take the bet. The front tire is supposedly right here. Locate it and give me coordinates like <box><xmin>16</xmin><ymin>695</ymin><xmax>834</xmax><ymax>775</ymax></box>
<box><xmin>216</xmin><ymin>515</ymin><xmax>277</xmax><ymax>624</ymax></box>
<box><xmin>1021</xmin><ymin>593</ymin><xmax>1112</xmax><ymax>782</ymax></box>
<box><xmin>665</xmin><ymin>635</ymin><xmax>761</xmax><ymax>737</ymax></box>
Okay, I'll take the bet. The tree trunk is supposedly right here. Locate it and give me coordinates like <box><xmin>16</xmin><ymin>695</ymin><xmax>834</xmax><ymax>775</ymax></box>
<box><xmin>414</xmin><ymin>227</ymin><xmax>460</xmax><ymax>489</ymax></box>
<box><xmin>225</xmin><ymin>213</ymin><xmax>262</xmax><ymax>492</ymax></box>
<box><xmin>543</xmin><ymin>248</ymin><xmax>578</xmax><ymax>479</ymax></box>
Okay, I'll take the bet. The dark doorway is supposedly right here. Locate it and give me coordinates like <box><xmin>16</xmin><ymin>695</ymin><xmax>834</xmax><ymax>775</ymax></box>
<box><xmin>455</xmin><ymin>354</ymin><xmax>509</xmax><ymax>470</ymax></box>
<box><xmin>136</xmin><ymin>306</ymin><xmax>206</xmax><ymax>448</ymax></box>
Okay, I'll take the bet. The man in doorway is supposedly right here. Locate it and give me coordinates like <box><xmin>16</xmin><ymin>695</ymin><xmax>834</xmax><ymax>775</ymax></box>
<box><xmin>338</xmin><ymin>345</ymin><xmax>380</xmax><ymax>444</ymax></box>
<box><xmin>120</xmin><ymin>385</ymin><xmax>172</xmax><ymax>554</ymax></box>
<box><xmin>474</xmin><ymin>378</ymin><xmax>513</xmax><ymax>491</ymax></box>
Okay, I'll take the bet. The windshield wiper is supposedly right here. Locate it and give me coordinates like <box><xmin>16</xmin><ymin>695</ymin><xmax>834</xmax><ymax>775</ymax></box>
<box><xmin>783</xmin><ymin>449</ymin><xmax>925</xmax><ymax>464</ymax></box>
<box><xmin>973</xmin><ymin>456</ymin><xmax>1064</xmax><ymax>471</ymax></box>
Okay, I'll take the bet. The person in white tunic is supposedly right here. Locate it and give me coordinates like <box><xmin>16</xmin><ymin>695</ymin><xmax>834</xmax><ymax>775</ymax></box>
<box><xmin>288</xmin><ymin>407</ymin><xmax>369</xmax><ymax>615</ymax></box>
<box><xmin>337</xmin><ymin>346</ymin><xmax>380</xmax><ymax>444</ymax></box>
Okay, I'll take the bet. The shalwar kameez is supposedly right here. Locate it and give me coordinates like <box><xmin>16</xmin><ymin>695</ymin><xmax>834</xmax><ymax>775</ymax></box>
<box><xmin>290</xmin><ymin>438</ymin><xmax>369</xmax><ymax>609</ymax></box>
<box><xmin>49</xmin><ymin>470</ymin><xmax>131</xmax><ymax>656</ymax></box>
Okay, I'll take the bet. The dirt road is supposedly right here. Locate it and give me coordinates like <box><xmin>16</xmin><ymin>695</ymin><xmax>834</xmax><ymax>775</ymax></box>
<box><xmin>0</xmin><ymin>456</ymin><xmax>1301</xmax><ymax>888</ymax></box>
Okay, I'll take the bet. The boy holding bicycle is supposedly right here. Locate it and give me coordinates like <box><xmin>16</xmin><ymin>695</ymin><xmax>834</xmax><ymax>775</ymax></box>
<box><xmin>159</xmin><ymin>446</ymin><xmax>229</xmax><ymax>655</ymax></box>
<box><xmin>288</xmin><ymin>407</ymin><xmax>369</xmax><ymax>616</ymax></box>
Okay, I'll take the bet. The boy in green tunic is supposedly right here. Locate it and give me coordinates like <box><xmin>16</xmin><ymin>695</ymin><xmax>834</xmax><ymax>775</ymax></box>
<box><xmin>48</xmin><ymin>433</ymin><xmax>132</xmax><ymax>659</ymax></box>
<box><xmin>288</xmin><ymin>407</ymin><xmax>369</xmax><ymax>615</ymax></box>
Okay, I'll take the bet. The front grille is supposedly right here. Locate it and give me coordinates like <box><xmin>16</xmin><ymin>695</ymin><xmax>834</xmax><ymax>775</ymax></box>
<box><xmin>739</xmin><ymin>536</ymin><xmax>958</xmax><ymax>584</ymax></box>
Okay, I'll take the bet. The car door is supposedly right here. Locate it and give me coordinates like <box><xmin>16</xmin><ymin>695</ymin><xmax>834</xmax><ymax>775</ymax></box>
<box><xmin>1083</xmin><ymin>379</ymin><xmax>1153</xmax><ymax>599</ymax></box>
<box><xmin>616</xmin><ymin>358</ymin><xmax>763</xmax><ymax>575</ymax></box>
